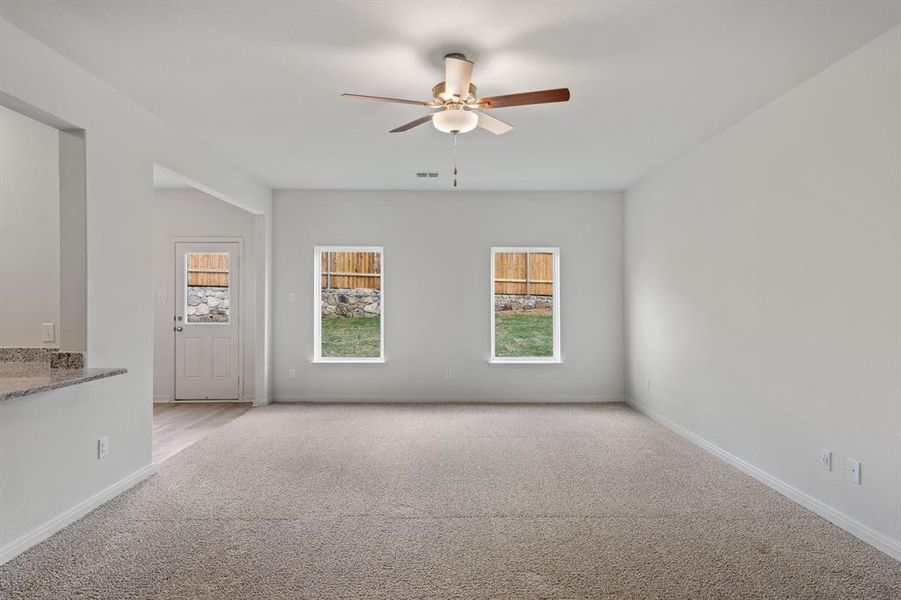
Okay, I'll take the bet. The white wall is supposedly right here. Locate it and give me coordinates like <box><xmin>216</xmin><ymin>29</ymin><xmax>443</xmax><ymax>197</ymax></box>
<box><xmin>0</xmin><ymin>103</ymin><xmax>60</xmax><ymax>347</ymax></box>
<box><xmin>625</xmin><ymin>26</ymin><xmax>901</xmax><ymax>557</ymax></box>
<box><xmin>0</xmin><ymin>17</ymin><xmax>271</xmax><ymax>561</ymax></box>
<box><xmin>153</xmin><ymin>188</ymin><xmax>257</xmax><ymax>401</ymax></box>
<box><xmin>273</xmin><ymin>190</ymin><xmax>624</xmax><ymax>402</ymax></box>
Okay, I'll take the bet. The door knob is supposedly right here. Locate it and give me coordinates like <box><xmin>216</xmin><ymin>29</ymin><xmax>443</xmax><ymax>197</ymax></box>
<box><xmin>174</xmin><ymin>326</ymin><xmax>184</xmax><ymax>332</ymax></box>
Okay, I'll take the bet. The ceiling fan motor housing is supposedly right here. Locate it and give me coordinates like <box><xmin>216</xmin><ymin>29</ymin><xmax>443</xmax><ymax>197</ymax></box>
<box><xmin>432</xmin><ymin>81</ymin><xmax>478</xmax><ymax>104</ymax></box>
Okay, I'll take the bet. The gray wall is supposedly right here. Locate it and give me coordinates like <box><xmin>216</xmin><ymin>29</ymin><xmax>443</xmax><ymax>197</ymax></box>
<box><xmin>58</xmin><ymin>128</ymin><xmax>87</xmax><ymax>351</ymax></box>
<box><xmin>273</xmin><ymin>190</ymin><xmax>624</xmax><ymax>402</ymax></box>
<box><xmin>0</xmin><ymin>104</ymin><xmax>59</xmax><ymax>347</ymax></box>
<box><xmin>625</xmin><ymin>27</ymin><xmax>900</xmax><ymax>552</ymax></box>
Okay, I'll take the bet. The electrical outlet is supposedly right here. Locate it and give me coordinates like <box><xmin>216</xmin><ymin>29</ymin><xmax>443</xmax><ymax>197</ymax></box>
<box><xmin>445</xmin><ymin>368</ymin><xmax>453</xmax><ymax>380</ymax></box>
<box><xmin>847</xmin><ymin>459</ymin><xmax>861</xmax><ymax>485</ymax></box>
<box><xmin>97</xmin><ymin>436</ymin><xmax>109</xmax><ymax>459</ymax></box>
<box><xmin>820</xmin><ymin>448</ymin><xmax>832</xmax><ymax>471</ymax></box>
<box><xmin>287</xmin><ymin>292</ymin><xmax>296</xmax><ymax>303</ymax></box>
<box><xmin>288</xmin><ymin>368</ymin><xmax>296</xmax><ymax>380</ymax></box>
<box><xmin>42</xmin><ymin>322</ymin><xmax>56</xmax><ymax>343</ymax></box>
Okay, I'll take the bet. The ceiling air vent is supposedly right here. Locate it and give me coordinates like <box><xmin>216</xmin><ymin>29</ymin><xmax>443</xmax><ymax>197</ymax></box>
<box><xmin>416</xmin><ymin>171</ymin><xmax>440</xmax><ymax>178</ymax></box>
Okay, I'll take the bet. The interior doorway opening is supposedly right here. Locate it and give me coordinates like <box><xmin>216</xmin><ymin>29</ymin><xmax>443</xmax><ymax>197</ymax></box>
<box><xmin>152</xmin><ymin>165</ymin><xmax>259</xmax><ymax>461</ymax></box>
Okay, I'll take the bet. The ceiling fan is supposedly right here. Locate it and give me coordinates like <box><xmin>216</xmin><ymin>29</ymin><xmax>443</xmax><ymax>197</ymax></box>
<box><xmin>342</xmin><ymin>53</ymin><xmax>571</xmax><ymax>136</ymax></box>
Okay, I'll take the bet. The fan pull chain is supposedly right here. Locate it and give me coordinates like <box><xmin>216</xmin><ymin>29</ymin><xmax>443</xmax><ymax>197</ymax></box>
<box><xmin>452</xmin><ymin>132</ymin><xmax>458</xmax><ymax>188</ymax></box>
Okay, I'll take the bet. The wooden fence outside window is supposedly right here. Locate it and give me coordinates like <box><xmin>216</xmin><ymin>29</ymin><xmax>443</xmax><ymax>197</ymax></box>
<box><xmin>315</xmin><ymin>251</ymin><xmax>553</xmax><ymax>295</ymax></box>
<box><xmin>320</xmin><ymin>251</ymin><xmax>382</xmax><ymax>290</ymax></box>
<box><xmin>494</xmin><ymin>252</ymin><xmax>554</xmax><ymax>296</ymax></box>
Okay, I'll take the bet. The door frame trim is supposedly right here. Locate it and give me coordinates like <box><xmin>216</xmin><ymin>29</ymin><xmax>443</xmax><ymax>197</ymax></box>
<box><xmin>171</xmin><ymin>236</ymin><xmax>245</xmax><ymax>401</ymax></box>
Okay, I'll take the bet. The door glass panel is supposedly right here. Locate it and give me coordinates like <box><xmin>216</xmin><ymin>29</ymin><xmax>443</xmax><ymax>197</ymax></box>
<box><xmin>186</xmin><ymin>252</ymin><xmax>230</xmax><ymax>323</ymax></box>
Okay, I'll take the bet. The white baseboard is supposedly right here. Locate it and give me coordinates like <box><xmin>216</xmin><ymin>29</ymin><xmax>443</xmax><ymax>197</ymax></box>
<box><xmin>272</xmin><ymin>395</ymin><xmax>622</xmax><ymax>404</ymax></box>
<box><xmin>0</xmin><ymin>463</ymin><xmax>158</xmax><ymax>565</ymax></box>
<box><xmin>157</xmin><ymin>399</ymin><xmax>252</xmax><ymax>404</ymax></box>
<box><xmin>157</xmin><ymin>394</ymin><xmax>259</xmax><ymax>404</ymax></box>
<box><xmin>626</xmin><ymin>398</ymin><xmax>901</xmax><ymax>562</ymax></box>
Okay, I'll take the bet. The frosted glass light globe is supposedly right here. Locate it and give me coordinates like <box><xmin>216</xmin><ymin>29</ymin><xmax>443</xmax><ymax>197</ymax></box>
<box><xmin>432</xmin><ymin>108</ymin><xmax>478</xmax><ymax>134</ymax></box>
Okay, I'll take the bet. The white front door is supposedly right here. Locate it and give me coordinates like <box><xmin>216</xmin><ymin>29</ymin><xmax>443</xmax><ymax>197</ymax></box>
<box><xmin>175</xmin><ymin>241</ymin><xmax>240</xmax><ymax>400</ymax></box>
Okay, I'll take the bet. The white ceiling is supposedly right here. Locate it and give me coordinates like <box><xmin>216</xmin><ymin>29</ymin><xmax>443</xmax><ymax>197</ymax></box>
<box><xmin>3</xmin><ymin>1</ymin><xmax>899</xmax><ymax>191</ymax></box>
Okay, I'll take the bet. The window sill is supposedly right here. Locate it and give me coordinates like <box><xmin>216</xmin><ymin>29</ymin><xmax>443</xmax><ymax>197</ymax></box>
<box><xmin>312</xmin><ymin>358</ymin><xmax>385</xmax><ymax>364</ymax></box>
<box><xmin>489</xmin><ymin>358</ymin><xmax>562</xmax><ymax>365</ymax></box>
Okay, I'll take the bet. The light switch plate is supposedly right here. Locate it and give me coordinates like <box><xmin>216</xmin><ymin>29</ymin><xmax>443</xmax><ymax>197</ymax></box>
<box><xmin>41</xmin><ymin>322</ymin><xmax>56</xmax><ymax>343</ymax></box>
<box><xmin>98</xmin><ymin>436</ymin><xmax>109</xmax><ymax>459</ymax></box>
<box><xmin>820</xmin><ymin>448</ymin><xmax>832</xmax><ymax>471</ymax></box>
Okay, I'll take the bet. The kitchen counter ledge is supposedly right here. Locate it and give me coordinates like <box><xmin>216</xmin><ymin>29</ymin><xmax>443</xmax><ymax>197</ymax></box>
<box><xmin>0</xmin><ymin>362</ymin><xmax>126</xmax><ymax>401</ymax></box>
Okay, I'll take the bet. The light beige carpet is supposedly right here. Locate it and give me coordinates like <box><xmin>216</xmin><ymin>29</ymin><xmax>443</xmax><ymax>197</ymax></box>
<box><xmin>1</xmin><ymin>403</ymin><xmax>899</xmax><ymax>599</ymax></box>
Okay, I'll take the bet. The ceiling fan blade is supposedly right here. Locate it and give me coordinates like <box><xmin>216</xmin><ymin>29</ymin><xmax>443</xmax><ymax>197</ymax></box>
<box><xmin>476</xmin><ymin>111</ymin><xmax>514</xmax><ymax>135</ymax></box>
<box><xmin>389</xmin><ymin>113</ymin><xmax>434</xmax><ymax>133</ymax></box>
<box><xmin>444</xmin><ymin>54</ymin><xmax>474</xmax><ymax>98</ymax></box>
<box><xmin>342</xmin><ymin>93</ymin><xmax>432</xmax><ymax>106</ymax></box>
<box><xmin>477</xmin><ymin>88</ymin><xmax>570</xmax><ymax>109</ymax></box>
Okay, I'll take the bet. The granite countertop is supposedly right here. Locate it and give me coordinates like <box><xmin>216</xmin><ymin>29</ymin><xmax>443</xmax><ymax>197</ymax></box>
<box><xmin>0</xmin><ymin>361</ymin><xmax>127</xmax><ymax>401</ymax></box>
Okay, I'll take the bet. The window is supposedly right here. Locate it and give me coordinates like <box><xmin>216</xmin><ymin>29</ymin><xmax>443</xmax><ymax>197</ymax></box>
<box><xmin>186</xmin><ymin>252</ymin><xmax>231</xmax><ymax>323</ymax></box>
<box><xmin>490</xmin><ymin>247</ymin><xmax>560</xmax><ymax>363</ymax></box>
<box><xmin>314</xmin><ymin>246</ymin><xmax>384</xmax><ymax>362</ymax></box>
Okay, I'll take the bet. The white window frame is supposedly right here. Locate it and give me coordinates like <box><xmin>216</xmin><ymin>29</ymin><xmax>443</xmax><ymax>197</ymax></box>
<box><xmin>489</xmin><ymin>247</ymin><xmax>561</xmax><ymax>364</ymax></box>
<box><xmin>313</xmin><ymin>245</ymin><xmax>385</xmax><ymax>363</ymax></box>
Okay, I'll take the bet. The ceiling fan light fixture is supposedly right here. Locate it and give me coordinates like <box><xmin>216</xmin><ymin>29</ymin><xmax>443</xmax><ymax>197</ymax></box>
<box><xmin>432</xmin><ymin>108</ymin><xmax>478</xmax><ymax>134</ymax></box>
